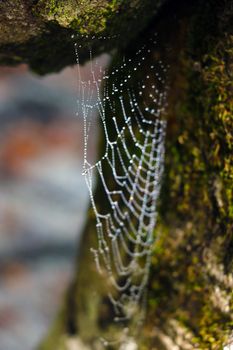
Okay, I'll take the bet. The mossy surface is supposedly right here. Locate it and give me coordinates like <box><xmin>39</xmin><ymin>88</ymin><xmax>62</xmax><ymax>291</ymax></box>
<box><xmin>0</xmin><ymin>0</ymin><xmax>166</xmax><ymax>75</ymax></box>
<box><xmin>34</xmin><ymin>0</ymin><xmax>165</xmax><ymax>37</ymax></box>
<box><xmin>145</xmin><ymin>1</ymin><xmax>233</xmax><ymax>348</ymax></box>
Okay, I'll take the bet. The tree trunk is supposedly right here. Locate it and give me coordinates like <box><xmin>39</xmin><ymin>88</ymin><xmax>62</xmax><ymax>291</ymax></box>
<box><xmin>0</xmin><ymin>0</ymin><xmax>165</xmax><ymax>74</ymax></box>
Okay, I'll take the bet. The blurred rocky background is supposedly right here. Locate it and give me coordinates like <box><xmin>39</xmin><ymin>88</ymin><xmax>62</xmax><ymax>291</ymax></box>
<box><xmin>0</xmin><ymin>64</ymin><xmax>97</xmax><ymax>350</ymax></box>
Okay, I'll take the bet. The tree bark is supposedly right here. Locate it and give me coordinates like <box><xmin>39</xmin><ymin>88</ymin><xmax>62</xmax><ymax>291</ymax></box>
<box><xmin>0</xmin><ymin>0</ymin><xmax>165</xmax><ymax>75</ymax></box>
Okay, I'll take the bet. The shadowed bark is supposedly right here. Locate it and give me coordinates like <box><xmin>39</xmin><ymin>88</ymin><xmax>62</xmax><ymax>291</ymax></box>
<box><xmin>0</xmin><ymin>0</ymin><xmax>165</xmax><ymax>74</ymax></box>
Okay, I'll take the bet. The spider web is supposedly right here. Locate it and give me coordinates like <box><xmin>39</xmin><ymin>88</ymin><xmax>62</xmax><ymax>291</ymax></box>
<box><xmin>73</xmin><ymin>33</ymin><xmax>168</xmax><ymax>339</ymax></box>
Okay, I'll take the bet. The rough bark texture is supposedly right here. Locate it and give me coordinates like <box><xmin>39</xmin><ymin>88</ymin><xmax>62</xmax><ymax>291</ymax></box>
<box><xmin>146</xmin><ymin>1</ymin><xmax>233</xmax><ymax>348</ymax></box>
<box><xmin>1</xmin><ymin>0</ymin><xmax>232</xmax><ymax>349</ymax></box>
<box><xmin>0</xmin><ymin>0</ymin><xmax>165</xmax><ymax>74</ymax></box>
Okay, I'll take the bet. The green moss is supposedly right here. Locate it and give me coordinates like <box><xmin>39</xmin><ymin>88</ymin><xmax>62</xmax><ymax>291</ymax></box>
<box><xmin>35</xmin><ymin>0</ymin><xmax>114</xmax><ymax>31</ymax></box>
<box><xmin>0</xmin><ymin>0</ymin><xmax>167</xmax><ymax>74</ymax></box>
<box><xmin>146</xmin><ymin>1</ymin><xmax>233</xmax><ymax>348</ymax></box>
<box><xmin>34</xmin><ymin>0</ymin><xmax>165</xmax><ymax>43</ymax></box>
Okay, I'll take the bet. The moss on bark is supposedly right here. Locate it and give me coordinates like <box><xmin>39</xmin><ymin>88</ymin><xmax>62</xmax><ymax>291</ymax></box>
<box><xmin>34</xmin><ymin>0</ymin><xmax>164</xmax><ymax>35</ymax></box>
<box><xmin>0</xmin><ymin>0</ymin><xmax>165</xmax><ymax>75</ymax></box>
<box><xmin>145</xmin><ymin>1</ymin><xmax>233</xmax><ymax>348</ymax></box>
